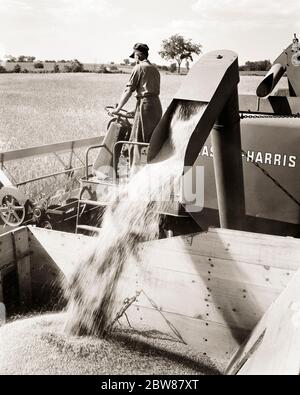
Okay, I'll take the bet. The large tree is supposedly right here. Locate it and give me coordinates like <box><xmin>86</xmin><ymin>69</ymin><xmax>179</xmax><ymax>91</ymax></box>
<box><xmin>159</xmin><ymin>34</ymin><xmax>202</xmax><ymax>74</ymax></box>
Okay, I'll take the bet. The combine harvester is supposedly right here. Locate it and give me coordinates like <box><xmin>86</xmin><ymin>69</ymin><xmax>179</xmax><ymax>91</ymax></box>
<box><xmin>1</xmin><ymin>36</ymin><xmax>300</xmax><ymax>375</ymax></box>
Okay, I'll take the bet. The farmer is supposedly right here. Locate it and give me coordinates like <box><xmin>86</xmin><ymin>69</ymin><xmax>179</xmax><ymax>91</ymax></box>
<box><xmin>110</xmin><ymin>43</ymin><xmax>162</xmax><ymax>171</ymax></box>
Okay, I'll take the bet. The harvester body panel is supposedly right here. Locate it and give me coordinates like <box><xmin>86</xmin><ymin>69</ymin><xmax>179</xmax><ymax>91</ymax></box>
<box><xmin>193</xmin><ymin>114</ymin><xmax>300</xmax><ymax>235</ymax></box>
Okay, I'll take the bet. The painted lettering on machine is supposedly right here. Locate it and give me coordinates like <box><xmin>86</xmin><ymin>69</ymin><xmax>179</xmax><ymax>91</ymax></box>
<box><xmin>200</xmin><ymin>145</ymin><xmax>297</xmax><ymax>168</ymax></box>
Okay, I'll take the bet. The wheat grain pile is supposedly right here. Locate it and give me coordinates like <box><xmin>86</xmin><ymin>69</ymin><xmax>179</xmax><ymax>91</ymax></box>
<box><xmin>0</xmin><ymin>313</ymin><xmax>222</xmax><ymax>375</ymax></box>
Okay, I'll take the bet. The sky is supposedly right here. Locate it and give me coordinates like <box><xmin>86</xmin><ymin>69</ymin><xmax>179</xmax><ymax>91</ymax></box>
<box><xmin>0</xmin><ymin>0</ymin><xmax>300</xmax><ymax>66</ymax></box>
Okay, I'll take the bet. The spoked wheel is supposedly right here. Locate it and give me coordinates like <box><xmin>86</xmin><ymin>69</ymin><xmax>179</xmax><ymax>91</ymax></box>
<box><xmin>0</xmin><ymin>187</ymin><xmax>27</xmax><ymax>227</ymax></box>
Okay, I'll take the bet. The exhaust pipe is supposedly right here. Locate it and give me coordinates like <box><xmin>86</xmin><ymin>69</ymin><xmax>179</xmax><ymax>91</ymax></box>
<box><xmin>257</xmin><ymin>35</ymin><xmax>300</xmax><ymax>97</ymax></box>
<box><xmin>256</xmin><ymin>63</ymin><xmax>286</xmax><ymax>97</ymax></box>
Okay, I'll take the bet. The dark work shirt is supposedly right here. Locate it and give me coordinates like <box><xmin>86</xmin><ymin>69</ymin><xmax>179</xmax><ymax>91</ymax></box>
<box><xmin>126</xmin><ymin>60</ymin><xmax>160</xmax><ymax>99</ymax></box>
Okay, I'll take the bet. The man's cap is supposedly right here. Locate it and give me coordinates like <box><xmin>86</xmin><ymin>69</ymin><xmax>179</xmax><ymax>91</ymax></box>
<box><xmin>129</xmin><ymin>43</ymin><xmax>149</xmax><ymax>58</ymax></box>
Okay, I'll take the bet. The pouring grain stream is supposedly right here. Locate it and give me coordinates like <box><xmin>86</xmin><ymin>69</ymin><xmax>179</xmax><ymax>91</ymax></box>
<box><xmin>65</xmin><ymin>101</ymin><xmax>207</xmax><ymax>337</ymax></box>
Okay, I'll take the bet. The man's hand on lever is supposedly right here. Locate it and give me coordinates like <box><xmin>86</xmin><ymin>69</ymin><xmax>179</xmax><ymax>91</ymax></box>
<box><xmin>109</xmin><ymin>88</ymin><xmax>133</xmax><ymax>117</ymax></box>
<box><xmin>109</xmin><ymin>108</ymin><xmax>121</xmax><ymax>116</ymax></box>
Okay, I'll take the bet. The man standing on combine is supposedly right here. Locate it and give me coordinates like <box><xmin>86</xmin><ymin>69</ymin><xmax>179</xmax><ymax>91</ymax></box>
<box><xmin>110</xmin><ymin>43</ymin><xmax>162</xmax><ymax>170</ymax></box>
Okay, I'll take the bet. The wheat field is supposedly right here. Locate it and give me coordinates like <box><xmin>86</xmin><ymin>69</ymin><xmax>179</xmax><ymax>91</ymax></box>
<box><xmin>0</xmin><ymin>72</ymin><xmax>288</xmax><ymax>199</ymax></box>
<box><xmin>0</xmin><ymin>73</ymin><xmax>182</xmax><ymax>151</ymax></box>
<box><xmin>0</xmin><ymin>73</ymin><xmax>288</xmax><ymax>150</ymax></box>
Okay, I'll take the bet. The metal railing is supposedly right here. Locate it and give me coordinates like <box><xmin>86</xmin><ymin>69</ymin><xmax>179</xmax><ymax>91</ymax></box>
<box><xmin>85</xmin><ymin>144</ymin><xmax>108</xmax><ymax>180</ymax></box>
<box><xmin>0</xmin><ymin>136</ymin><xmax>103</xmax><ymax>187</ymax></box>
<box><xmin>83</xmin><ymin>141</ymin><xmax>149</xmax><ymax>181</ymax></box>
<box><xmin>0</xmin><ymin>136</ymin><xmax>103</xmax><ymax>164</ymax></box>
<box><xmin>113</xmin><ymin>141</ymin><xmax>149</xmax><ymax>176</ymax></box>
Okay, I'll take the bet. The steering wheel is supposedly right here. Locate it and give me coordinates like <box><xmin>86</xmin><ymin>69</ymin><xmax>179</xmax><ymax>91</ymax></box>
<box><xmin>105</xmin><ymin>106</ymin><xmax>134</xmax><ymax>119</ymax></box>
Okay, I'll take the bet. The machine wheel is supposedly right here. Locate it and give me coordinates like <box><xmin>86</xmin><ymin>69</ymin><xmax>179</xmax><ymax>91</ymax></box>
<box><xmin>0</xmin><ymin>187</ymin><xmax>28</xmax><ymax>227</ymax></box>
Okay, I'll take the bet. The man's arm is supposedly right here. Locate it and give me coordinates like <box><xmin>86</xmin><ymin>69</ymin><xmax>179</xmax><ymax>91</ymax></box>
<box><xmin>110</xmin><ymin>65</ymin><xmax>140</xmax><ymax>115</ymax></box>
<box><xmin>110</xmin><ymin>87</ymin><xmax>132</xmax><ymax>115</ymax></box>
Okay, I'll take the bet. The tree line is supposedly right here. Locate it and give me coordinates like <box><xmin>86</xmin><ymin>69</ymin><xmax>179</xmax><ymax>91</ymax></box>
<box><xmin>0</xmin><ymin>35</ymin><xmax>273</xmax><ymax>75</ymax></box>
<box><xmin>0</xmin><ymin>59</ymin><xmax>88</xmax><ymax>74</ymax></box>
<box><xmin>239</xmin><ymin>60</ymin><xmax>272</xmax><ymax>71</ymax></box>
